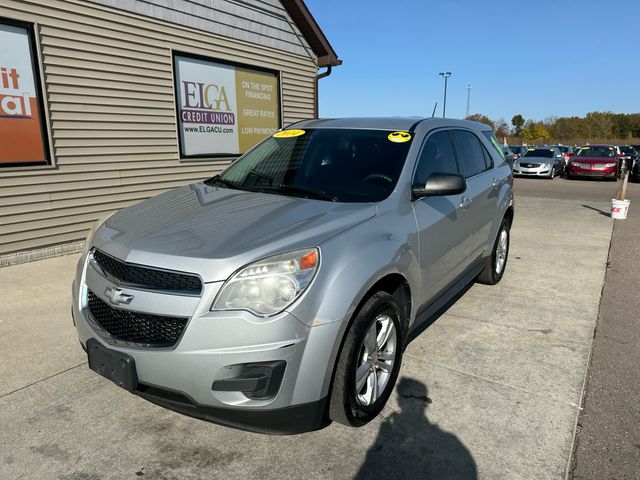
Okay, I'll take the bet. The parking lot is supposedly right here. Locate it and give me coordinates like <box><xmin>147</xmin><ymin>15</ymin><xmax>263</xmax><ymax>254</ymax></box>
<box><xmin>1</xmin><ymin>177</ymin><xmax>635</xmax><ymax>479</ymax></box>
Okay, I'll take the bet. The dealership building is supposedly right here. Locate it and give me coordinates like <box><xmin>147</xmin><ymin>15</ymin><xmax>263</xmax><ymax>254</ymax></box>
<box><xmin>0</xmin><ymin>0</ymin><xmax>340</xmax><ymax>264</ymax></box>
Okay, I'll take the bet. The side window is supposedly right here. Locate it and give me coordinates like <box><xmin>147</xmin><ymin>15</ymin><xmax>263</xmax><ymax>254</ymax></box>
<box><xmin>482</xmin><ymin>147</ymin><xmax>493</xmax><ymax>169</ymax></box>
<box><xmin>452</xmin><ymin>130</ymin><xmax>489</xmax><ymax>178</ymax></box>
<box><xmin>413</xmin><ymin>130</ymin><xmax>459</xmax><ymax>186</ymax></box>
<box><xmin>482</xmin><ymin>130</ymin><xmax>506</xmax><ymax>162</ymax></box>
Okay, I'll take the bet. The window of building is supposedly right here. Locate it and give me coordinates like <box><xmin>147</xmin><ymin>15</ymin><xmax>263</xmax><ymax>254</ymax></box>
<box><xmin>0</xmin><ymin>18</ymin><xmax>50</xmax><ymax>168</ymax></box>
<box><xmin>173</xmin><ymin>53</ymin><xmax>282</xmax><ymax>159</ymax></box>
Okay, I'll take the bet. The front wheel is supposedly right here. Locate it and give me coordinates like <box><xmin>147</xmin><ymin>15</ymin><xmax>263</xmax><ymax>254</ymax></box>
<box><xmin>477</xmin><ymin>217</ymin><xmax>510</xmax><ymax>285</ymax></box>
<box><xmin>329</xmin><ymin>292</ymin><xmax>404</xmax><ymax>427</ymax></box>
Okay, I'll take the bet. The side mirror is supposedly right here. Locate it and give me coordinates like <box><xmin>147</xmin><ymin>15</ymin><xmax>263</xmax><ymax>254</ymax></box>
<box><xmin>413</xmin><ymin>173</ymin><xmax>467</xmax><ymax>199</ymax></box>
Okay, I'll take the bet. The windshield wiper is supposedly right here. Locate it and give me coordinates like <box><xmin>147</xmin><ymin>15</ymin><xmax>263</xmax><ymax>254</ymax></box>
<box><xmin>254</xmin><ymin>185</ymin><xmax>337</xmax><ymax>202</ymax></box>
<box><xmin>204</xmin><ymin>175</ymin><xmax>241</xmax><ymax>190</ymax></box>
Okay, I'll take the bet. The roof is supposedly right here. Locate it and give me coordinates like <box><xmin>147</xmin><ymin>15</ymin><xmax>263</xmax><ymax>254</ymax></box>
<box><xmin>280</xmin><ymin>0</ymin><xmax>341</xmax><ymax>67</ymax></box>
<box><xmin>291</xmin><ymin>117</ymin><xmax>494</xmax><ymax>131</ymax></box>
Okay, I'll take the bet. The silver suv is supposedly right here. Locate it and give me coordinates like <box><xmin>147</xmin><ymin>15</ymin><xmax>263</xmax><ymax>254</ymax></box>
<box><xmin>72</xmin><ymin>117</ymin><xmax>513</xmax><ymax>434</ymax></box>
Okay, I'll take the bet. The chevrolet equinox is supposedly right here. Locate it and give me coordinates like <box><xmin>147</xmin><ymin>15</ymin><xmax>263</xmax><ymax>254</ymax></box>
<box><xmin>72</xmin><ymin>117</ymin><xmax>514</xmax><ymax>434</ymax></box>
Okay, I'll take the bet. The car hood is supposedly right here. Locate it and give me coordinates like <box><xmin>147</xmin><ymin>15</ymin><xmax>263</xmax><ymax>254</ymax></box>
<box><xmin>93</xmin><ymin>183</ymin><xmax>377</xmax><ymax>282</ymax></box>
<box><xmin>517</xmin><ymin>156</ymin><xmax>553</xmax><ymax>163</ymax></box>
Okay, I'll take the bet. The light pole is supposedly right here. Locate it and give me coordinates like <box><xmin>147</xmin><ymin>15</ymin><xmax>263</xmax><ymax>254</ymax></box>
<box><xmin>438</xmin><ymin>72</ymin><xmax>451</xmax><ymax>118</ymax></box>
<box><xmin>466</xmin><ymin>84</ymin><xmax>471</xmax><ymax>118</ymax></box>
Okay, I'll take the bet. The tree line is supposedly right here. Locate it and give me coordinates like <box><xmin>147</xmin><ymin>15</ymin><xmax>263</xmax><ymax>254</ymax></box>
<box><xmin>465</xmin><ymin>112</ymin><xmax>640</xmax><ymax>145</ymax></box>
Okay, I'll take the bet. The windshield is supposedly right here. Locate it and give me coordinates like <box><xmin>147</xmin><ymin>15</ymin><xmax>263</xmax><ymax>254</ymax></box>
<box><xmin>557</xmin><ymin>146</ymin><xmax>570</xmax><ymax>153</ymax></box>
<box><xmin>509</xmin><ymin>146</ymin><xmax>526</xmax><ymax>155</ymax></box>
<box><xmin>214</xmin><ymin>128</ymin><xmax>413</xmax><ymax>202</ymax></box>
<box><xmin>524</xmin><ymin>148</ymin><xmax>554</xmax><ymax>158</ymax></box>
<box><xmin>577</xmin><ymin>147</ymin><xmax>614</xmax><ymax>158</ymax></box>
<box><xmin>620</xmin><ymin>146</ymin><xmax>635</xmax><ymax>154</ymax></box>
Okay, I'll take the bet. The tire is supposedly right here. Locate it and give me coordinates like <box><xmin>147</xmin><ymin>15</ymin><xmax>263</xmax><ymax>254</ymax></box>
<box><xmin>329</xmin><ymin>292</ymin><xmax>404</xmax><ymax>427</ymax></box>
<box><xmin>477</xmin><ymin>217</ymin><xmax>510</xmax><ymax>285</ymax></box>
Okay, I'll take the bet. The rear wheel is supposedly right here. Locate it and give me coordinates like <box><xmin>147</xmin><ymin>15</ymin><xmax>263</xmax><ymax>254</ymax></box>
<box><xmin>329</xmin><ymin>292</ymin><xmax>404</xmax><ymax>427</ymax></box>
<box><xmin>477</xmin><ymin>217</ymin><xmax>510</xmax><ymax>285</ymax></box>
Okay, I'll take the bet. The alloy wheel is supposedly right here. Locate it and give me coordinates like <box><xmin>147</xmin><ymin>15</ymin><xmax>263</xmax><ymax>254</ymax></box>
<box><xmin>495</xmin><ymin>228</ymin><xmax>508</xmax><ymax>274</ymax></box>
<box><xmin>354</xmin><ymin>314</ymin><xmax>397</xmax><ymax>407</ymax></box>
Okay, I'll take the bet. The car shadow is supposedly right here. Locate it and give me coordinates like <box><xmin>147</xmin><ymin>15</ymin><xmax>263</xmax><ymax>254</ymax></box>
<box><xmin>355</xmin><ymin>378</ymin><xmax>477</xmax><ymax>480</ymax></box>
<box><xmin>581</xmin><ymin>204</ymin><xmax>611</xmax><ymax>217</ymax></box>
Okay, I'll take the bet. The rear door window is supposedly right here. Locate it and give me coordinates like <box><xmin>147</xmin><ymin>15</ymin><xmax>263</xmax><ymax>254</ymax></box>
<box><xmin>452</xmin><ymin>130</ymin><xmax>490</xmax><ymax>178</ymax></box>
<box><xmin>413</xmin><ymin>130</ymin><xmax>459</xmax><ymax>186</ymax></box>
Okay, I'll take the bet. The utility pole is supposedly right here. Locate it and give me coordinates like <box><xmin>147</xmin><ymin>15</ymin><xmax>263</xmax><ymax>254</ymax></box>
<box><xmin>438</xmin><ymin>72</ymin><xmax>452</xmax><ymax>118</ymax></box>
<box><xmin>466</xmin><ymin>84</ymin><xmax>471</xmax><ymax>118</ymax></box>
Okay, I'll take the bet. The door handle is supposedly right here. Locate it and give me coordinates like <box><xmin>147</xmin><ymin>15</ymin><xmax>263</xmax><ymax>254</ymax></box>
<box><xmin>492</xmin><ymin>177</ymin><xmax>499</xmax><ymax>187</ymax></box>
<box><xmin>460</xmin><ymin>197</ymin><xmax>472</xmax><ymax>209</ymax></box>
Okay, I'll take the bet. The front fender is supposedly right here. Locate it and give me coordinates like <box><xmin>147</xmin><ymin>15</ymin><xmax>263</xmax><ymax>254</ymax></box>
<box><xmin>286</xmin><ymin>211</ymin><xmax>420</xmax><ymax>400</ymax></box>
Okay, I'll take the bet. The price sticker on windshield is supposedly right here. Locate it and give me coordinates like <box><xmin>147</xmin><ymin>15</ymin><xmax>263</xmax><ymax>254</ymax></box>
<box><xmin>273</xmin><ymin>129</ymin><xmax>305</xmax><ymax>138</ymax></box>
<box><xmin>388</xmin><ymin>131</ymin><xmax>412</xmax><ymax>143</ymax></box>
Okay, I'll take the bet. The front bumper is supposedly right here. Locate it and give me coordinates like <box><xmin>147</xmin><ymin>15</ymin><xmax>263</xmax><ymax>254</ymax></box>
<box><xmin>568</xmin><ymin>165</ymin><xmax>617</xmax><ymax>178</ymax></box>
<box><xmin>72</xmin><ymin>253</ymin><xmax>340</xmax><ymax>434</ymax></box>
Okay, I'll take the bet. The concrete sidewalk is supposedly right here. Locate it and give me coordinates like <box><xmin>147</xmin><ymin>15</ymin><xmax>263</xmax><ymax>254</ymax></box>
<box><xmin>0</xmin><ymin>185</ymin><xmax>613</xmax><ymax>479</ymax></box>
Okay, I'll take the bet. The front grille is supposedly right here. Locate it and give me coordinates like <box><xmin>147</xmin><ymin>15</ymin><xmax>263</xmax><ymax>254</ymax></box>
<box><xmin>87</xmin><ymin>290</ymin><xmax>188</xmax><ymax>347</ymax></box>
<box><xmin>521</xmin><ymin>163</ymin><xmax>540</xmax><ymax>168</ymax></box>
<box><xmin>92</xmin><ymin>249</ymin><xmax>202</xmax><ymax>294</ymax></box>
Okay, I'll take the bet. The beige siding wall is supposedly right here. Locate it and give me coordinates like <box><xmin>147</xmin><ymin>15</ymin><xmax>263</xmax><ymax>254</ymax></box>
<box><xmin>0</xmin><ymin>0</ymin><xmax>317</xmax><ymax>256</ymax></box>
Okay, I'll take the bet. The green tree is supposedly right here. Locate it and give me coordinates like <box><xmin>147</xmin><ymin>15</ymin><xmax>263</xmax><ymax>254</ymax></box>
<box><xmin>465</xmin><ymin>114</ymin><xmax>495</xmax><ymax>130</ymax></box>
<box><xmin>511</xmin><ymin>114</ymin><xmax>525</xmax><ymax>137</ymax></box>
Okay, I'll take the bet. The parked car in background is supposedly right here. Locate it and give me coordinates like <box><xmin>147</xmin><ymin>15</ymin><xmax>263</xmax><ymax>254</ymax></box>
<box><xmin>512</xmin><ymin>147</ymin><xmax>564</xmax><ymax>178</ymax></box>
<box><xmin>567</xmin><ymin>145</ymin><xmax>619</xmax><ymax>180</ymax></box>
<box><xmin>508</xmin><ymin>145</ymin><xmax>528</xmax><ymax>160</ymax></box>
<box><xmin>554</xmin><ymin>145</ymin><xmax>574</xmax><ymax>166</ymax></box>
<box><xmin>619</xmin><ymin>145</ymin><xmax>637</xmax><ymax>173</ymax></box>
<box><xmin>72</xmin><ymin>117</ymin><xmax>514</xmax><ymax>434</ymax></box>
<box><xmin>631</xmin><ymin>157</ymin><xmax>640</xmax><ymax>182</ymax></box>
<box><xmin>502</xmin><ymin>145</ymin><xmax>515</xmax><ymax>165</ymax></box>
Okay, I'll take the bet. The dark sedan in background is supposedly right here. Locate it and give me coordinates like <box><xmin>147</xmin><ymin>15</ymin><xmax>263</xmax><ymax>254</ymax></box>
<box><xmin>567</xmin><ymin>145</ymin><xmax>619</xmax><ymax>180</ymax></box>
<box><xmin>619</xmin><ymin>145</ymin><xmax>637</xmax><ymax>174</ymax></box>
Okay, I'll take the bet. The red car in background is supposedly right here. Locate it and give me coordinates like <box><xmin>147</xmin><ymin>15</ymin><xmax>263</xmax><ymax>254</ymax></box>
<box><xmin>567</xmin><ymin>145</ymin><xmax>619</xmax><ymax>180</ymax></box>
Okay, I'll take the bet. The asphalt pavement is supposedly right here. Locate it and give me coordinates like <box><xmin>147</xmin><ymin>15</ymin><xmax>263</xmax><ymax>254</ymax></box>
<box><xmin>0</xmin><ymin>176</ymin><xmax>629</xmax><ymax>479</ymax></box>
<box><xmin>569</xmin><ymin>176</ymin><xmax>640</xmax><ymax>480</ymax></box>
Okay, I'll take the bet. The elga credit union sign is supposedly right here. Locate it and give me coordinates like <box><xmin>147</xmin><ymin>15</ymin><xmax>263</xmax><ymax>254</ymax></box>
<box><xmin>174</xmin><ymin>55</ymin><xmax>281</xmax><ymax>158</ymax></box>
<box><xmin>0</xmin><ymin>21</ymin><xmax>49</xmax><ymax>167</ymax></box>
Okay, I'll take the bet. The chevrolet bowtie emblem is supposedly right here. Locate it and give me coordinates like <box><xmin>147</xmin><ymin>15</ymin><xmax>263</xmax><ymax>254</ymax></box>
<box><xmin>104</xmin><ymin>287</ymin><xmax>134</xmax><ymax>306</ymax></box>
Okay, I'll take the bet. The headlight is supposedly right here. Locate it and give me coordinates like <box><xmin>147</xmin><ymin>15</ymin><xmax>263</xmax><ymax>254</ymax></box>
<box><xmin>212</xmin><ymin>248</ymin><xmax>319</xmax><ymax>316</ymax></box>
<box><xmin>604</xmin><ymin>163</ymin><xmax>617</xmax><ymax>168</ymax></box>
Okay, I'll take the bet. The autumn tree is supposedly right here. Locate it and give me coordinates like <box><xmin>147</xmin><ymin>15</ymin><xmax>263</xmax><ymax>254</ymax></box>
<box><xmin>494</xmin><ymin>119</ymin><xmax>510</xmax><ymax>139</ymax></box>
<box><xmin>522</xmin><ymin>120</ymin><xmax>550</xmax><ymax>143</ymax></box>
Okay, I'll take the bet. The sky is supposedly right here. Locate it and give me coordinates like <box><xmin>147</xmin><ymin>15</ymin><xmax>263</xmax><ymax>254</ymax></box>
<box><xmin>305</xmin><ymin>0</ymin><xmax>640</xmax><ymax>123</ymax></box>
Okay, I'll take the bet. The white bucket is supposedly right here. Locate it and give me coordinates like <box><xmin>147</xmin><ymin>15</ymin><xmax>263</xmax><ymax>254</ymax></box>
<box><xmin>611</xmin><ymin>199</ymin><xmax>630</xmax><ymax>219</ymax></box>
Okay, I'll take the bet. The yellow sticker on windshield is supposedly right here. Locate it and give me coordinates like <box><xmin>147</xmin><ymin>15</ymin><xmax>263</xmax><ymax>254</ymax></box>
<box><xmin>273</xmin><ymin>129</ymin><xmax>305</xmax><ymax>138</ymax></box>
<box><xmin>388</xmin><ymin>131</ymin><xmax>412</xmax><ymax>143</ymax></box>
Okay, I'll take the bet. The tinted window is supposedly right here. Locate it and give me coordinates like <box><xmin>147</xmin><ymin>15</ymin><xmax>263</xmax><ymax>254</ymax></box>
<box><xmin>453</xmin><ymin>130</ymin><xmax>489</xmax><ymax>178</ymax></box>
<box><xmin>218</xmin><ymin>128</ymin><xmax>413</xmax><ymax>202</ymax></box>
<box><xmin>414</xmin><ymin>131</ymin><xmax>459</xmax><ymax>186</ymax></box>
